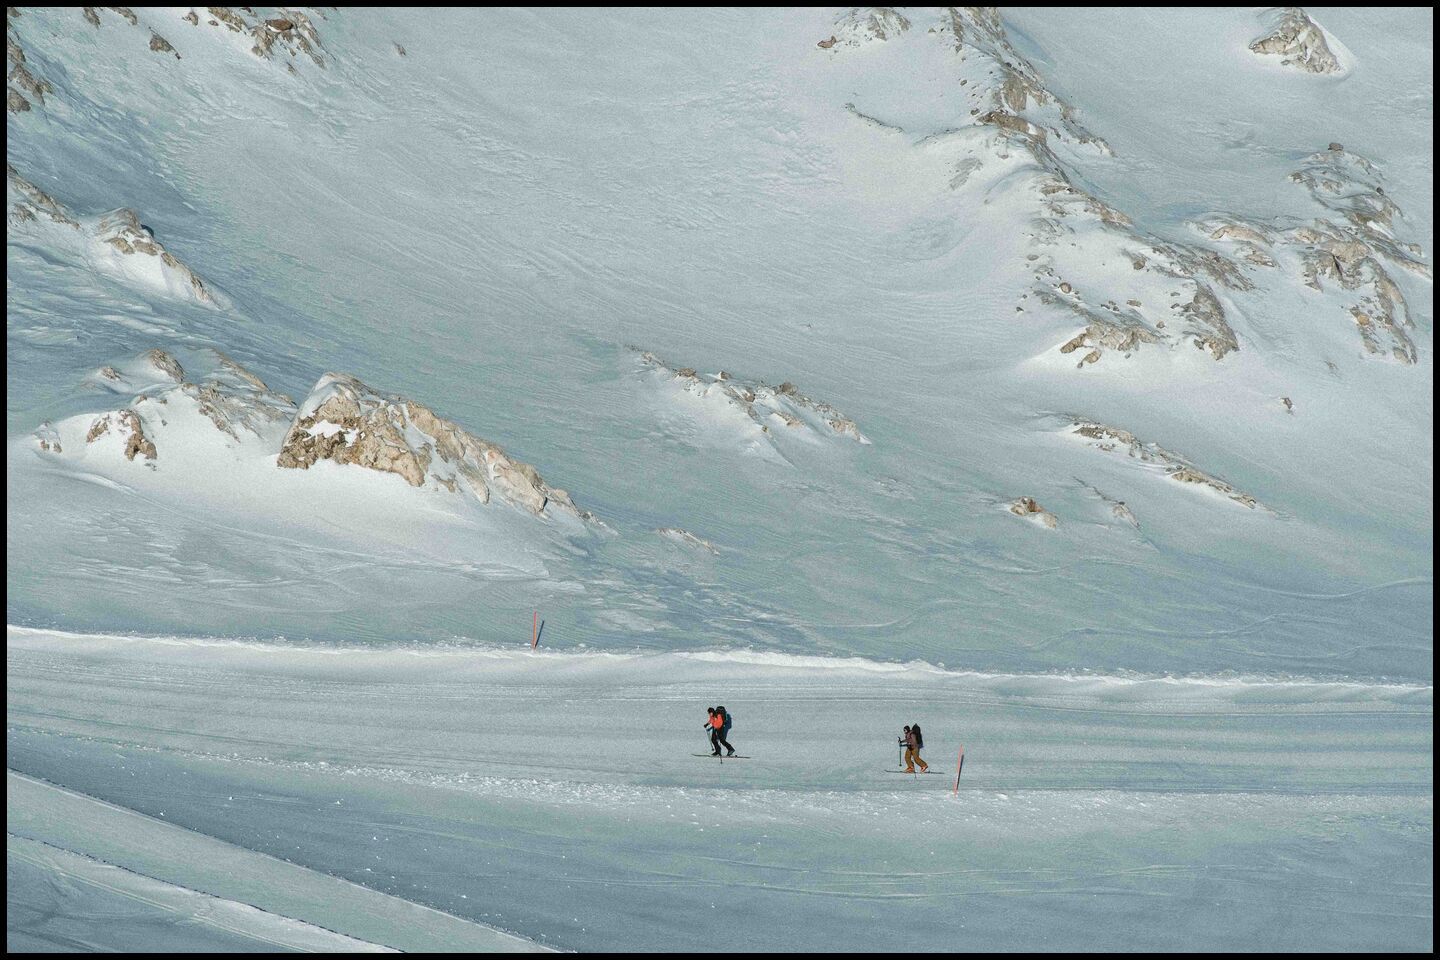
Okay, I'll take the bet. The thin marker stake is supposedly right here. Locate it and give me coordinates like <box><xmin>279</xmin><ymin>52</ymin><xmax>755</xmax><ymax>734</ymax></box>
<box><xmin>953</xmin><ymin>745</ymin><xmax>965</xmax><ymax>795</ymax></box>
<box><xmin>531</xmin><ymin>610</ymin><xmax>538</xmax><ymax>649</ymax></box>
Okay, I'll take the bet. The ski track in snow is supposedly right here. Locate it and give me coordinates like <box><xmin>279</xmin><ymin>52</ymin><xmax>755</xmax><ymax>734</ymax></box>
<box><xmin>7</xmin><ymin>626</ymin><xmax>1434</xmax><ymax>951</ymax></box>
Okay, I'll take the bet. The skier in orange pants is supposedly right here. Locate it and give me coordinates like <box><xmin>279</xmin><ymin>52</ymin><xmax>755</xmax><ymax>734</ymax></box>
<box><xmin>902</xmin><ymin>723</ymin><xmax>929</xmax><ymax>772</ymax></box>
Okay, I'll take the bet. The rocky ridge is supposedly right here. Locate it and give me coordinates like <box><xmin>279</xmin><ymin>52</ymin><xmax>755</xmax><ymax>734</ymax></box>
<box><xmin>8</xmin><ymin>166</ymin><xmax>214</xmax><ymax>305</ymax></box>
<box><xmin>1249</xmin><ymin>7</ymin><xmax>1345</xmax><ymax>74</ymax></box>
<box><xmin>276</xmin><ymin>373</ymin><xmax>591</xmax><ymax>520</ymax></box>
<box><xmin>1199</xmin><ymin>144</ymin><xmax>1428</xmax><ymax>363</ymax></box>
<box><xmin>637</xmin><ymin>350</ymin><xmax>868</xmax><ymax>446</ymax></box>
<box><xmin>1064</xmin><ymin>417</ymin><xmax>1261</xmax><ymax>509</ymax></box>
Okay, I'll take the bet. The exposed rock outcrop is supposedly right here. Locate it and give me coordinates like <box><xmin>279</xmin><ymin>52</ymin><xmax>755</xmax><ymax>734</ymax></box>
<box><xmin>879</xmin><ymin>10</ymin><xmax>1242</xmax><ymax>366</ymax></box>
<box><xmin>1066</xmin><ymin>418</ymin><xmax>1259</xmax><ymax>509</ymax></box>
<box><xmin>7</xmin><ymin>165</ymin><xmax>79</xmax><ymax>227</ymax></box>
<box><xmin>148</xmin><ymin>30</ymin><xmax>178</xmax><ymax>58</ymax></box>
<box><xmin>8</xmin><ymin>167</ymin><xmax>216</xmax><ymax>305</ymax></box>
<box><xmin>86</xmin><ymin>408</ymin><xmax>156</xmax><ymax>461</ymax></box>
<box><xmin>179</xmin><ymin>351</ymin><xmax>295</xmax><ymax>439</ymax></box>
<box><xmin>96</xmin><ymin>208</ymin><xmax>214</xmax><ymax>303</ymax></box>
<box><xmin>1007</xmin><ymin>496</ymin><xmax>1058</xmax><ymax>529</ymax></box>
<box><xmin>1200</xmin><ymin>146</ymin><xmax>1427</xmax><ymax>364</ymax></box>
<box><xmin>8</xmin><ymin>4</ymin><xmax>328</xmax><ymax>118</ymax></box>
<box><xmin>1249</xmin><ymin>8</ymin><xmax>1343</xmax><ymax>74</ymax></box>
<box><xmin>931</xmin><ymin>6</ymin><xmax>1109</xmax><ymax>151</ymax></box>
<box><xmin>277</xmin><ymin>373</ymin><xmax>588</xmax><ymax>520</ymax></box>
<box><xmin>143</xmin><ymin>348</ymin><xmax>185</xmax><ymax>383</ymax></box>
<box><xmin>55</xmin><ymin>347</ymin><xmax>295</xmax><ymax>468</ymax></box>
<box><xmin>821</xmin><ymin>7</ymin><xmax>911</xmax><ymax>49</ymax></box>
<box><xmin>638</xmin><ymin>350</ymin><xmax>869</xmax><ymax>446</ymax></box>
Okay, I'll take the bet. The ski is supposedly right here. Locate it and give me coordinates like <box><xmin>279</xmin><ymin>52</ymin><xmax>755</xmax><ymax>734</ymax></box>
<box><xmin>884</xmin><ymin>769</ymin><xmax>944</xmax><ymax>774</ymax></box>
<box><xmin>691</xmin><ymin>753</ymin><xmax>751</xmax><ymax>759</ymax></box>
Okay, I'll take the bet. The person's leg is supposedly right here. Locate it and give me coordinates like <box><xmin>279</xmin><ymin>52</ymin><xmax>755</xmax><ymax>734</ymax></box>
<box><xmin>710</xmin><ymin>729</ymin><xmax>721</xmax><ymax>755</ymax></box>
<box><xmin>916</xmin><ymin>750</ymin><xmax>928</xmax><ymax>772</ymax></box>
<box><xmin>903</xmin><ymin>747</ymin><xmax>916</xmax><ymax>772</ymax></box>
<box><xmin>719</xmin><ymin>734</ymin><xmax>734</xmax><ymax>755</ymax></box>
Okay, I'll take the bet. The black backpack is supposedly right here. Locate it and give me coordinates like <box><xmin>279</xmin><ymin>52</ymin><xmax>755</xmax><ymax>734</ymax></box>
<box><xmin>912</xmin><ymin>724</ymin><xmax>923</xmax><ymax>748</ymax></box>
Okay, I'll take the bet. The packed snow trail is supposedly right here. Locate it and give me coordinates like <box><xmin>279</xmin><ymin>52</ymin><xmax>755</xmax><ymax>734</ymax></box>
<box><xmin>7</xmin><ymin>627</ymin><xmax>1431</xmax><ymax>952</ymax></box>
<box><xmin>7</xmin><ymin>833</ymin><xmax>398</xmax><ymax>953</ymax></box>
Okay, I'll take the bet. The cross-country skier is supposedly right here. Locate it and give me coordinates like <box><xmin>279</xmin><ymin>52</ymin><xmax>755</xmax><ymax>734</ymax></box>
<box><xmin>902</xmin><ymin>723</ymin><xmax>928</xmax><ymax>773</ymax></box>
<box><xmin>705</xmin><ymin>707</ymin><xmax>722</xmax><ymax>755</ymax></box>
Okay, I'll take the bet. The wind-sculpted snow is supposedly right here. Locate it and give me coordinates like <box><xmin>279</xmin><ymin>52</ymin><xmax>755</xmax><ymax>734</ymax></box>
<box><xmin>279</xmin><ymin>373</ymin><xmax>592</xmax><ymax>520</ymax></box>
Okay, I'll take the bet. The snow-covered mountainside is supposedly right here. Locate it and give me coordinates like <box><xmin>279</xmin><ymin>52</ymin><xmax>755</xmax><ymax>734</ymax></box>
<box><xmin>6</xmin><ymin>7</ymin><xmax>1432</xmax><ymax>953</ymax></box>
<box><xmin>8</xmin><ymin>6</ymin><xmax>1429</xmax><ymax>680</ymax></box>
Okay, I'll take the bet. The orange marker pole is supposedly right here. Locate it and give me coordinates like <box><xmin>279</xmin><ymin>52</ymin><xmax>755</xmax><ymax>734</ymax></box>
<box><xmin>953</xmin><ymin>745</ymin><xmax>965</xmax><ymax>796</ymax></box>
<box><xmin>531</xmin><ymin>610</ymin><xmax>538</xmax><ymax>649</ymax></box>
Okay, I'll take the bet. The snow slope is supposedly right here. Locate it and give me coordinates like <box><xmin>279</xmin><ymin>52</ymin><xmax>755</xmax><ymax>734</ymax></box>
<box><xmin>6</xmin><ymin>7</ymin><xmax>1432</xmax><ymax>680</ymax></box>
<box><xmin>5</xmin><ymin>6</ymin><xmax>1433</xmax><ymax>952</ymax></box>
<box><xmin>7</xmin><ymin>626</ymin><xmax>1432</xmax><ymax>952</ymax></box>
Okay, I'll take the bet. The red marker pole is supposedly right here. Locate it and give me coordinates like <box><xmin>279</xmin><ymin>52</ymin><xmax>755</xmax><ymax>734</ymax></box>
<box><xmin>953</xmin><ymin>745</ymin><xmax>965</xmax><ymax>796</ymax></box>
<box><xmin>531</xmin><ymin>611</ymin><xmax>538</xmax><ymax>650</ymax></box>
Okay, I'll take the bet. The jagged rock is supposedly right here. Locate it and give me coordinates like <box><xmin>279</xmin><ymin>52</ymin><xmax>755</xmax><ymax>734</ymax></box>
<box><xmin>1281</xmin><ymin>396</ymin><xmax>1294</xmax><ymax>414</ymax></box>
<box><xmin>825</xmin><ymin>7</ymin><xmax>910</xmax><ymax>48</ymax></box>
<box><xmin>143</xmin><ymin>349</ymin><xmax>185</xmax><ymax>383</ymax></box>
<box><xmin>1249</xmin><ymin>7</ymin><xmax>1343</xmax><ymax>74</ymax></box>
<box><xmin>247</xmin><ymin>9</ymin><xmax>324</xmax><ymax>66</ymax></box>
<box><xmin>7</xmin><ymin>87</ymin><xmax>27</xmax><ymax>111</ymax></box>
<box><xmin>86</xmin><ymin>409</ymin><xmax>156</xmax><ymax>461</ymax></box>
<box><xmin>8</xmin><ymin>62</ymin><xmax>51</xmax><ymax>104</ymax></box>
<box><xmin>149</xmin><ymin>32</ymin><xmax>179</xmax><ymax>58</ymax></box>
<box><xmin>394</xmin><ymin>41</ymin><xmax>405</xmax><ymax>56</ymax></box>
<box><xmin>932</xmin><ymin>7</ymin><xmax>1109</xmax><ymax>150</ymax></box>
<box><xmin>1201</xmin><ymin>147</ymin><xmax>1426</xmax><ymax>364</ymax></box>
<box><xmin>83</xmin><ymin>7</ymin><xmax>101</xmax><ymax>27</ymax></box>
<box><xmin>7</xmin><ymin>166</ymin><xmax>79</xmax><ymax>226</ymax></box>
<box><xmin>108</xmin><ymin>7</ymin><xmax>138</xmax><ymax>26</ymax></box>
<box><xmin>277</xmin><ymin>373</ymin><xmax>586</xmax><ymax>519</ymax></box>
<box><xmin>208</xmin><ymin>7</ymin><xmax>247</xmax><ymax>32</ymax></box>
